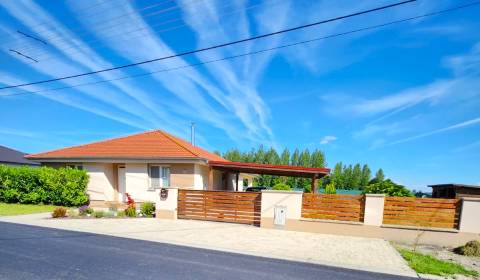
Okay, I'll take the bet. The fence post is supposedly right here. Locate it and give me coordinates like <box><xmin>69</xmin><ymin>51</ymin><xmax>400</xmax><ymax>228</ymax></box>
<box><xmin>363</xmin><ymin>194</ymin><xmax>385</xmax><ymax>226</ymax></box>
<box><xmin>458</xmin><ymin>197</ymin><xmax>480</xmax><ymax>233</ymax></box>
<box><xmin>155</xmin><ymin>187</ymin><xmax>178</xmax><ymax>219</ymax></box>
<box><xmin>260</xmin><ymin>190</ymin><xmax>303</xmax><ymax>229</ymax></box>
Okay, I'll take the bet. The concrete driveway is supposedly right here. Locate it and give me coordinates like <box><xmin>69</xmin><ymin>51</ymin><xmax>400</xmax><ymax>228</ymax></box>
<box><xmin>0</xmin><ymin>214</ymin><xmax>416</xmax><ymax>278</ymax></box>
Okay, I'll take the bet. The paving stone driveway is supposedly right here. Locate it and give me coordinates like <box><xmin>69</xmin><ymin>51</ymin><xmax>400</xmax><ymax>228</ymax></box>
<box><xmin>0</xmin><ymin>213</ymin><xmax>416</xmax><ymax>277</ymax></box>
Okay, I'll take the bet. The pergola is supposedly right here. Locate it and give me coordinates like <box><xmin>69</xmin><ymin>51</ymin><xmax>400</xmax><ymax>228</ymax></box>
<box><xmin>207</xmin><ymin>161</ymin><xmax>330</xmax><ymax>193</ymax></box>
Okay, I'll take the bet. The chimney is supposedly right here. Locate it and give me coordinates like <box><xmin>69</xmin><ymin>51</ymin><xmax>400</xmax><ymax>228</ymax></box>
<box><xmin>190</xmin><ymin>122</ymin><xmax>195</xmax><ymax>146</ymax></box>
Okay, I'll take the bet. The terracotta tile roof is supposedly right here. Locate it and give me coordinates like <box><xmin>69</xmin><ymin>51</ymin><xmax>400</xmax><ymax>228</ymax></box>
<box><xmin>26</xmin><ymin>130</ymin><xmax>227</xmax><ymax>161</ymax></box>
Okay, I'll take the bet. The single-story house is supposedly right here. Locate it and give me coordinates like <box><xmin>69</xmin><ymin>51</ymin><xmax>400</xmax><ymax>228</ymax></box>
<box><xmin>0</xmin><ymin>145</ymin><xmax>40</xmax><ymax>167</ymax></box>
<box><xmin>26</xmin><ymin>130</ymin><xmax>329</xmax><ymax>204</ymax></box>
<box><xmin>429</xmin><ymin>184</ymin><xmax>480</xmax><ymax>199</ymax></box>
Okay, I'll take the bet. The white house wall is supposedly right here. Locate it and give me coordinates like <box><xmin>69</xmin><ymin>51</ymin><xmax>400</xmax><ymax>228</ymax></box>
<box><xmin>83</xmin><ymin>163</ymin><xmax>116</xmax><ymax>201</ymax></box>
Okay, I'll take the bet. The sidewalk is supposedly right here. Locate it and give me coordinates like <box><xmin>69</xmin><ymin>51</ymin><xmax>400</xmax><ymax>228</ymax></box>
<box><xmin>0</xmin><ymin>214</ymin><xmax>416</xmax><ymax>278</ymax></box>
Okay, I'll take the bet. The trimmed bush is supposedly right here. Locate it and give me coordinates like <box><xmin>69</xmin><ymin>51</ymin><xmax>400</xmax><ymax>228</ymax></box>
<box><xmin>140</xmin><ymin>201</ymin><xmax>155</xmax><ymax>217</ymax></box>
<box><xmin>51</xmin><ymin>207</ymin><xmax>67</xmax><ymax>218</ymax></box>
<box><xmin>0</xmin><ymin>165</ymin><xmax>89</xmax><ymax>206</ymax></box>
<box><xmin>272</xmin><ymin>183</ymin><xmax>291</xmax><ymax>191</ymax></box>
<box><xmin>454</xmin><ymin>240</ymin><xmax>480</xmax><ymax>257</ymax></box>
<box><xmin>93</xmin><ymin>211</ymin><xmax>104</xmax><ymax>218</ymax></box>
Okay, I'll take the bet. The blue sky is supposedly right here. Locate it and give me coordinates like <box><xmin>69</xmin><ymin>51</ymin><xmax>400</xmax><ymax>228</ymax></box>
<box><xmin>0</xmin><ymin>0</ymin><xmax>479</xmax><ymax>191</ymax></box>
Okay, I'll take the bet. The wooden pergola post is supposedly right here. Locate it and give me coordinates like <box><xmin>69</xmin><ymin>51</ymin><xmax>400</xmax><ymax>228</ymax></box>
<box><xmin>208</xmin><ymin>167</ymin><xmax>214</xmax><ymax>190</ymax></box>
<box><xmin>311</xmin><ymin>175</ymin><xmax>318</xmax><ymax>194</ymax></box>
<box><xmin>235</xmin><ymin>172</ymin><xmax>239</xmax><ymax>192</ymax></box>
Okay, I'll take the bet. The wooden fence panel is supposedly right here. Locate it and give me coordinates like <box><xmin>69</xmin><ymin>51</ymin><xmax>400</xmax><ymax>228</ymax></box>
<box><xmin>302</xmin><ymin>194</ymin><xmax>364</xmax><ymax>222</ymax></box>
<box><xmin>383</xmin><ymin>197</ymin><xmax>461</xmax><ymax>229</ymax></box>
<box><xmin>177</xmin><ymin>190</ymin><xmax>261</xmax><ymax>226</ymax></box>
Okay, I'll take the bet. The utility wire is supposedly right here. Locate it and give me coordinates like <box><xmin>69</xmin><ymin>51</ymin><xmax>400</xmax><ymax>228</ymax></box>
<box><xmin>0</xmin><ymin>0</ymin><xmax>416</xmax><ymax>90</ymax></box>
<box><xmin>5</xmin><ymin>0</ymin><xmax>194</xmax><ymax>54</ymax></box>
<box><xmin>16</xmin><ymin>31</ymin><xmax>47</xmax><ymax>45</ymax></box>
<box><xmin>19</xmin><ymin>0</ymin><xmax>274</xmax><ymax>64</ymax></box>
<box><xmin>8</xmin><ymin>49</ymin><xmax>38</xmax><ymax>63</ymax></box>
<box><xmin>0</xmin><ymin>0</ymin><xmax>117</xmax><ymax>43</ymax></box>
<box><xmin>2</xmin><ymin>0</ymin><xmax>475</xmax><ymax>98</ymax></box>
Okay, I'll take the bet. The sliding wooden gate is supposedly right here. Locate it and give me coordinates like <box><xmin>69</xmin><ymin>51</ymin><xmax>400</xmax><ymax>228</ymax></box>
<box><xmin>177</xmin><ymin>190</ymin><xmax>261</xmax><ymax>226</ymax></box>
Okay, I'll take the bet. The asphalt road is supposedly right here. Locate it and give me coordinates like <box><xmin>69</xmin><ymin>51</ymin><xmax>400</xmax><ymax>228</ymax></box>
<box><xmin>0</xmin><ymin>222</ymin><xmax>415</xmax><ymax>280</ymax></box>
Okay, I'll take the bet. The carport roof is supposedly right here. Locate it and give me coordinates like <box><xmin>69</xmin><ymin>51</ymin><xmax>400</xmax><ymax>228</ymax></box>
<box><xmin>208</xmin><ymin>161</ymin><xmax>330</xmax><ymax>178</ymax></box>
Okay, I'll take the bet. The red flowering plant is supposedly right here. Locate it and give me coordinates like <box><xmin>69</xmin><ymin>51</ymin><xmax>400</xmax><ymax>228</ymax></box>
<box><xmin>124</xmin><ymin>193</ymin><xmax>137</xmax><ymax>217</ymax></box>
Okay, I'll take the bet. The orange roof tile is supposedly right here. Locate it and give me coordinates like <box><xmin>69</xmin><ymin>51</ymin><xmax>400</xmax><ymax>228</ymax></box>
<box><xmin>26</xmin><ymin>130</ymin><xmax>227</xmax><ymax>161</ymax></box>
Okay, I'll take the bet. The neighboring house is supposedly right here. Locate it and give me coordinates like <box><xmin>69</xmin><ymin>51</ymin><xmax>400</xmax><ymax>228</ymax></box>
<box><xmin>0</xmin><ymin>145</ymin><xmax>40</xmax><ymax>167</ymax></box>
<box><xmin>26</xmin><ymin>130</ymin><xmax>329</xmax><ymax>204</ymax></box>
<box><xmin>429</xmin><ymin>184</ymin><xmax>480</xmax><ymax>199</ymax></box>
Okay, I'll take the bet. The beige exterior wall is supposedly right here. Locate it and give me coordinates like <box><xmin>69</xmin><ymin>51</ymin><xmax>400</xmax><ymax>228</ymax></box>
<box><xmin>194</xmin><ymin>164</ymin><xmax>209</xmax><ymax>190</ymax></box>
<box><xmin>82</xmin><ymin>163</ymin><xmax>116</xmax><ymax>201</ymax></box>
<box><xmin>170</xmin><ymin>164</ymin><xmax>195</xmax><ymax>188</ymax></box>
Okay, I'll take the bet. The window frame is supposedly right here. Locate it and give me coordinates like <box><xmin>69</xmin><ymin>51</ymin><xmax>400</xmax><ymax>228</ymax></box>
<box><xmin>148</xmin><ymin>164</ymin><xmax>171</xmax><ymax>190</ymax></box>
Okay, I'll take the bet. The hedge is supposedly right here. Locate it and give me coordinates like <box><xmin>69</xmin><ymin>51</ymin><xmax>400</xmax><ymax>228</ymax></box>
<box><xmin>0</xmin><ymin>165</ymin><xmax>89</xmax><ymax>206</ymax></box>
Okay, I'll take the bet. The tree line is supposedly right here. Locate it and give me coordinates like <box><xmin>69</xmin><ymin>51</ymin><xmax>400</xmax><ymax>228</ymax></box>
<box><xmin>217</xmin><ymin>146</ymin><xmax>387</xmax><ymax>192</ymax></box>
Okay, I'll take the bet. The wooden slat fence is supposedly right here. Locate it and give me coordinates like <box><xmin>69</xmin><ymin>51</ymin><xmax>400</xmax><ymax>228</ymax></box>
<box><xmin>177</xmin><ymin>190</ymin><xmax>261</xmax><ymax>226</ymax></box>
<box><xmin>302</xmin><ymin>194</ymin><xmax>364</xmax><ymax>222</ymax></box>
<box><xmin>383</xmin><ymin>197</ymin><xmax>461</xmax><ymax>229</ymax></box>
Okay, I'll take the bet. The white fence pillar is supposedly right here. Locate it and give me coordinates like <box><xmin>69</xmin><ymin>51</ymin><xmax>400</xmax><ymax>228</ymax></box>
<box><xmin>364</xmin><ymin>194</ymin><xmax>385</xmax><ymax>226</ymax></box>
<box><xmin>260</xmin><ymin>190</ymin><xmax>303</xmax><ymax>229</ymax></box>
<box><xmin>155</xmin><ymin>187</ymin><xmax>178</xmax><ymax>219</ymax></box>
<box><xmin>459</xmin><ymin>197</ymin><xmax>480</xmax><ymax>233</ymax></box>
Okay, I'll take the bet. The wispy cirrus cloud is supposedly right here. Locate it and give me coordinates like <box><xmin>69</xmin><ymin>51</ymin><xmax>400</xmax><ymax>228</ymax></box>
<box><xmin>320</xmin><ymin>135</ymin><xmax>337</xmax><ymax>145</ymax></box>
<box><xmin>386</xmin><ymin>117</ymin><xmax>480</xmax><ymax>146</ymax></box>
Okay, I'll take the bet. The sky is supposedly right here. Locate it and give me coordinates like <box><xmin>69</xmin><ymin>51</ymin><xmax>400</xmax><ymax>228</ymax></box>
<box><xmin>0</xmin><ymin>0</ymin><xmax>479</xmax><ymax>191</ymax></box>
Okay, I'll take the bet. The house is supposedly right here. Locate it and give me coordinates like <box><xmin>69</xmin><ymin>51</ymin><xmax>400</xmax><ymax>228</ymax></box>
<box><xmin>429</xmin><ymin>184</ymin><xmax>480</xmax><ymax>199</ymax></box>
<box><xmin>0</xmin><ymin>145</ymin><xmax>40</xmax><ymax>167</ymax></box>
<box><xmin>27</xmin><ymin>130</ymin><xmax>329</xmax><ymax>204</ymax></box>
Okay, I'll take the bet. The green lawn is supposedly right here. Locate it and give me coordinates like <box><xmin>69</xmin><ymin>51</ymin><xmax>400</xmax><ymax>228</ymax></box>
<box><xmin>0</xmin><ymin>203</ymin><xmax>58</xmax><ymax>216</ymax></box>
<box><xmin>399</xmin><ymin>249</ymin><xmax>479</xmax><ymax>277</ymax></box>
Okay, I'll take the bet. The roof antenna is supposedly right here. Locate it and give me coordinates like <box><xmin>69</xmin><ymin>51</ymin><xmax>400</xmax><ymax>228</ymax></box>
<box><xmin>190</xmin><ymin>122</ymin><xmax>195</xmax><ymax>146</ymax></box>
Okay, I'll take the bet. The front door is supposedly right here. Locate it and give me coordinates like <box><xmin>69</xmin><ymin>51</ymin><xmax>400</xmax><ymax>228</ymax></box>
<box><xmin>117</xmin><ymin>166</ymin><xmax>126</xmax><ymax>202</ymax></box>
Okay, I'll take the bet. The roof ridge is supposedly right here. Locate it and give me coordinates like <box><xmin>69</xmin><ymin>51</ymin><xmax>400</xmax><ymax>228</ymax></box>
<box><xmin>156</xmin><ymin>129</ymin><xmax>201</xmax><ymax>158</ymax></box>
<box><xmin>26</xmin><ymin>130</ymin><xmax>158</xmax><ymax>158</ymax></box>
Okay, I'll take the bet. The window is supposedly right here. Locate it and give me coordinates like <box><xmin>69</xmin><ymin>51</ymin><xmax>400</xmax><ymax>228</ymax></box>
<box><xmin>149</xmin><ymin>165</ymin><xmax>170</xmax><ymax>189</ymax></box>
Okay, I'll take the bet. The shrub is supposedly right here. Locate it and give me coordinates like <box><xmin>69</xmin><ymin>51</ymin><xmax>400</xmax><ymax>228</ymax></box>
<box><xmin>363</xmin><ymin>179</ymin><xmax>413</xmax><ymax>197</ymax></box>
<box><xmin>140</xmin><ymin>202</ymin><xmax>155</xmax><ymax>217</ymax></box>
<box><xmin>0</xmin><ymin>165</ymin><xmax>89</xmax><ymax>206</ymax></box>
<box><xmin>78</xmin><ymin>205</ymin><xmax>94</xmax><ymax>216</ymax></box>
<box><xmin>272</xmin><ymin>183</ymin><xmax>291</xmax><ymax>191</ymax></box>
<box><xmin>116</xmin><ymin>210</ymin><xmax>126</xmax><ymax>218</ymax></box>
<box><xmin>454</xmin><ymin>240</ymin><xmax>480</xmax><ymax>257</ymax></box>
<box><xmin>324</xmin><ymin>182</ymin><xmax>337</xmax><ymax>194</ymax></box>
<box><xmin>93</xmin><ymin>211</ymin><xmax>104</xmax><ymax>218</ymax></box>
<box><xmin>125</xmin><ymin>205</ymin><xmax>136</xmax><ymax>217</ymax></box>
<box><xmin>51</xmin><ymin>207</ymin><xmax>67</xmax><ymax>218</ymax></box>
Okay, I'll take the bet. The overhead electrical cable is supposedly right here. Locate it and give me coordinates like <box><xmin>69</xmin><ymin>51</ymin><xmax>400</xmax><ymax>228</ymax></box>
<box><xmin>0</xmin><ymin>0</ymin><xmax>416</xmax><ymax>90</ymax></box>
<box><xmin>2</xmin><ymin>0</ymin><xmax>475</xmax><ymax>97</ymax></box>
<box><xmin>19</xmin><ymin>0</ymin><xmax>275</xmax><ymax>64</ymax></box>
<box><xmin>0</xmin><ymin>0</ymin><xmax>117</xmax><ymax>43</ymax></box>
<box><xmin>5</xmin><ymin>0</ymin><xmax>198</xmax><ymax>54</ymax></box>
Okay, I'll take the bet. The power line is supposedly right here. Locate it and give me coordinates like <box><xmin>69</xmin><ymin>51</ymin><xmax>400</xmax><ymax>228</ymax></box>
<box><xmin>3</xmin><ymin>0</ymin><xmax>475</xmax><ymax>98</ymax></box>
<box><xmin>16</xmin><ymin>31</ymin><xmax>47</xmax><ymax>45</ymax></box>
<box><xmin>0</xmin><ymin>0</ymin><xmax>117</xmax><ymax>43</ymax></box>
<box><xmin>17</xmin><ymin>0</ymin><xmax>264</xmax><ymax>64</ymax></box>
<box><xmin>4</xmin><ymin>0</ymin><xmax>194</xmax><ymax>54</ymax></box>
<box><xmin>0</xmin><ymin>0</ymin><xmax>416</xmax><ymax>90</ymax></box>
<box><xmin>8</xmin><ymin>49</ymin><xmax>38</xmax><ymax>63</ymax></box>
